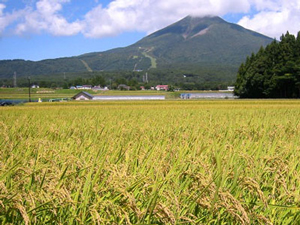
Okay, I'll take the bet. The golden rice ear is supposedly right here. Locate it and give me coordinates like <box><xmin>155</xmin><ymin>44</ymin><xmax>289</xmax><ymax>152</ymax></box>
<box><xmin>15</xmin><ymin>203</ymin><xmax>30</xmax><ymax>225</ymax></box>
<box><xmin>219</xmin><ymin>191</ymin><xmax>250</xmax><ymax>225</ymax></box>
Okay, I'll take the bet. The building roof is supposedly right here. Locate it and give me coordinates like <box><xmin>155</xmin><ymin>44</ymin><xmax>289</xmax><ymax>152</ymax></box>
<box><xmin>72</xmin><ymin>91</ymin><xmax>94</xmax><ymax>100</ymax></box>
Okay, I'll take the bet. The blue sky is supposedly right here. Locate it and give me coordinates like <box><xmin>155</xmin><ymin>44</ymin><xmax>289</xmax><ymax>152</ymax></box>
<box><xmin>0</xmin><ymin>0</ymin><xmax>299</xmax><ymax>61</ymax></box>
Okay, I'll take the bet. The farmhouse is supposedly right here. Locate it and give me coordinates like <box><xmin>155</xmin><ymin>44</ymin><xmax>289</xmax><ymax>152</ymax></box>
<box><xmin>92</xmin><ymin>86</ymin><xmax>109</xmax><ymax>91</ymax></box>
<box><xmin>82</xmin><ymin>85</ymin><xmax>92</xmax><ymax>89</ymax></box>
<box><xmin>72</xmin><ymin>91</ymin><xmax>165</xmax><ymax>101</ymax></box>
<box><xmin>71</xmin><ymin>85</ymin><xmax>93</xmax><ymax>89</ymax></box>
<box><xmin>118</xmin><ymin>84</ymin><xmax>130</xmax><ymax>90</ymax></box>
<box><xmin>73</xmin><ymin>91</ymin><xmax>94</xmax><ymax>100</ymax></box>
<box><xmin>156</xmin><ymin>85</ymin><xmax>169</xmax><ymax>91</ymax></box>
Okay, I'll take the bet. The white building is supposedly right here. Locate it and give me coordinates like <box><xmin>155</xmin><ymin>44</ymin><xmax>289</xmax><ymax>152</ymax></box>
<box><xmin>72</xmin><ymin>92</ymin><xmax>165</xmax><ymax>101</ymax></box>
<box><xmin>227</xmin><ymin>86</ymin><xmax>235</xmax><ymax>91</ymax></box>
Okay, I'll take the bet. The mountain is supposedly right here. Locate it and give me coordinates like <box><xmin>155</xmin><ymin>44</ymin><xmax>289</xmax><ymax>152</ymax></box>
<box><xmin>77</xmin><ymin>16</ymin><xmax>272</xmax><ymax>72</ymax></box>
<box><xmin>0</xmin><ymin>16</ymin><xmax>273</xmax><ymax>85</ymax></box>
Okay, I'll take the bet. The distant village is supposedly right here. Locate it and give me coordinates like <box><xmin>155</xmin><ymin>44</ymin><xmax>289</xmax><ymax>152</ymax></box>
<box><xmin>69</xmin><ymin>84</ymin><xmax>170</xmax><ymax>91</ymax></box>
<box><xmin>68</xmin><ymin>84</ymin><xmax>235</xmax><ymax>92</ymax></box>
<box><xmin>1</xmin><ymin>83</ymin><xmax>234</xmax><ymax>93</ymax></box>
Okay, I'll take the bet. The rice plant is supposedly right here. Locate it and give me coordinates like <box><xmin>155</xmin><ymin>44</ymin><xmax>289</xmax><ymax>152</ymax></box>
<box><xmin>1</xmin><ymin>100</ymin><xmax>300</xmax><ymax>224</ymax></box>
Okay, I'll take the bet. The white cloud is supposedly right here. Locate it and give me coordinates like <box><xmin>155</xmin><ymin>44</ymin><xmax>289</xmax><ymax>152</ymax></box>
<box><xmin>1</xmin><ymin>0</ymin><xmax>83</xmax><ymax>36</ymax></box>
<box><xmin>0</xmin><ymin>0</ymin><xmax>300</xmax><ymax>39</ymax></box>
<box><xmin>17</xmin><ymin>0</ymin><xmax>83</xmax><ymax>36</ymax></box>
<box><xmin>0</xmin><ymin>3</ymin><xmax>24</xmax><ymax>34</ymax></box>
<box><xmin>0</xmin><ymin>3</ymin><xmax>4</xmax><ymax>14</ymax></box>
<box><xmin>238</xmin><ymin>0</ymin><xmax>300</xmax><ymax>38</ymax></box>
<box><xmin>0</xmin><ymin>4</ymin><xmax>7</xmax><ymax>31</ymax></box>
<box><xmin>81</xmin><ymin>0</ymin><xmax>300</xmax><ymax>39</ymax></box>
<box><xmin>82</xmin><ymin>0</ymin><xmax>253</xmax><ymax>38</ymax></box>
<box><xmin>251</xmin><ymin>0</ymin><xmax>281</xmax><ymax>11</ymax></box>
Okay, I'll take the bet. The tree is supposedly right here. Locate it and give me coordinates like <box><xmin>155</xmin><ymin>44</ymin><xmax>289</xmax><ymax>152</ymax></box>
<box><xmin>234</xmin><ymin>31</ymin><xmax>300</xmax><ymax>98</ymax></box>
<box><xmin>91</xmin><ymin>75</ymin><xmax>106</xmax><ymax>87</ymax></box>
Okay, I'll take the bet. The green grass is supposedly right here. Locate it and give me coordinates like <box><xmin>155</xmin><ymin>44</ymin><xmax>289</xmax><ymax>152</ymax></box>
<box><xmin>1</xmin><ymin>100</ymin><xmax>300</xmax><ymax>224</ymax></box>
<box><xmin>142</xmin><ymin>51</ymin><xmax>157</xmax><ymax>69</ymax></box>
<box><xmin>0</xmin><ymin>88</ymin><xmax>79</xmax><ymax>100</ymax></box>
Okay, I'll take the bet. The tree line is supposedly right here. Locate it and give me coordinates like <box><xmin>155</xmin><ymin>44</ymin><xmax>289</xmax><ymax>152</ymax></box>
<box><xmin>2</xmin><ymin>68</ymin><xmax>234</xmax><ymax>91</ymax></box>
<box><xmin>234</xmin><ymin>31</ymin><xmax>300</xmax><ymax>98</ymax></box>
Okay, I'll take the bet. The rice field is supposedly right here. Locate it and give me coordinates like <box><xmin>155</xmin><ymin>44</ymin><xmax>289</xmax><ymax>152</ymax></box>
<box><xmin>1</xmin><ymin>100</ymin><xmax>300</xmax><ymax>224</ymax></box>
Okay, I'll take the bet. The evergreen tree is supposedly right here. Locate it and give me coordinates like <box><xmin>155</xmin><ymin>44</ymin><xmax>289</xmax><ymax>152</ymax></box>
<box><xmin>234</xmin><ymin>32</ymin><xmax>300</xmax><ymax>98</ymax></box>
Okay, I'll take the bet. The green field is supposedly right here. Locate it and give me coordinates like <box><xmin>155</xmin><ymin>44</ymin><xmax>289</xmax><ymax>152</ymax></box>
<box><xmin>1</xmin><ymin>100</ymin><xmax>300</xmax><ymax>224</ymax></box>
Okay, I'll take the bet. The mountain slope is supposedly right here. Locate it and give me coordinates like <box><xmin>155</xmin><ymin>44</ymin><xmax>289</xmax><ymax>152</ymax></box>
<box><xmin>0</xmin><ymin>16</ymin><xmax>273</xmax><ymax>83</ymax></box>
<box><xmin>131</xmin><ymin>16</ymin><xmax>272</xmax><ymax>68</ymax></box>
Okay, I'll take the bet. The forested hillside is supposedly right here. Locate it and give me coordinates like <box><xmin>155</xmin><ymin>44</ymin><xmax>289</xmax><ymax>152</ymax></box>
<box><xmin>234</xmin><ymin>32</ymin><xmax>300</xmax><ymax>98</ymax></box>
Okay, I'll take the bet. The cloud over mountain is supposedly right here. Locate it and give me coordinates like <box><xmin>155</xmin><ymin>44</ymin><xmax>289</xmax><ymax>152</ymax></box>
<box><xmin>238</xmin><ymin>0</ymin><xmax>300</xmax><ymax>38</ymax></box>
<box><xmin>0</xmin><ymin>0</ymin><xmax>299</xmax><ymax>39</ymax></box>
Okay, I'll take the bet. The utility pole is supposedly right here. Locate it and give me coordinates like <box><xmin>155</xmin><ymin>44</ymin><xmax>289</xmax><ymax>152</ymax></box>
<box><xmin>13</xmin><ymin>72</ymin><xmax>17</xmax><ymax>87</ymax></box>
<box><xmin>28</xmin><ymin>76</ymin><xmax>31</xmax><ymax>102</ymax></box>
<box><xmin>143</xmin><ymin>73</ymin><xmax>149</xmax><ymax>83</ymax></box>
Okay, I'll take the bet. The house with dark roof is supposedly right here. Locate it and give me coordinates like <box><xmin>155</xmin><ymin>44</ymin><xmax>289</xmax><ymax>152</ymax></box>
<box><xmin>72</xmin><ymin>91</ymin><xmax>94</xmax><ymax>100</ymax></box>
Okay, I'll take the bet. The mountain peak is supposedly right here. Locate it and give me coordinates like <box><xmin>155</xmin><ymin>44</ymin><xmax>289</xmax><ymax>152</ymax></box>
<box><xmin>147</xmin><ymin>15</ymin><xmax>225</xmax><ymax>40</ymax></box>
<box><xmin>182</xmin><ymin>15</ymin><xmax>225</xmax><ymax>23</ymax></box>
<box><xmin>179</xmin><ymin>15</ymin><xmax>224</xmax><ymax>39</ymax></box>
